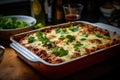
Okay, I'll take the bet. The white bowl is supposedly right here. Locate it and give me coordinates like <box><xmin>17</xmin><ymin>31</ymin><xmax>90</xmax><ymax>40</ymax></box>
<box><xmin>0</xmin><ymin>15</ymin><xmax>36</xmax><ymax>40</ymax></box>
<box><xmin>100</xmin><ymin>7</ymin><xmax>115</xmax><ymax>17</ymax></box>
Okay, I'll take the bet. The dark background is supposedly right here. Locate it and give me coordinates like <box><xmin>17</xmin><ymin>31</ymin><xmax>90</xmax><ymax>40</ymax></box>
<box><xmin>0</xmin><ymin>0</ymin><xmax>119</xmax><ymax>26</ymax></box>
<box><xmin>0</xmin><ymin>0</ymin><xmax>120</xmax><ymax>80</ymax></box>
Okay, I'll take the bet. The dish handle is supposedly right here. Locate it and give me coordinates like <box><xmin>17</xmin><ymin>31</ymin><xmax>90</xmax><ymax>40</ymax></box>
<box><xmin>10</xmin><ymin>43</ymin><xmax>46</xmax><ymax>63</ymax></box>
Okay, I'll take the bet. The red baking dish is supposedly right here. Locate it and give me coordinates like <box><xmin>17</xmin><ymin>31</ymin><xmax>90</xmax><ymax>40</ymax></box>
<box><xmin>10</xmin><ymin>21</ymin><xmax>120</xmax><ymax>79</ymax></box>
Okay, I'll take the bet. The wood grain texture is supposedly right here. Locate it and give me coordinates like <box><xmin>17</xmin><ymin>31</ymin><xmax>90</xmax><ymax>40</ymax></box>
<box><xmin>0</xmin><ymin>48</ymin><xmax>120</xmax><ymax>80</ymax></box>
<box><xmin>0</xmin><ymin>48</ymin><xmax>45</xmax><ymax>80</ymax></box>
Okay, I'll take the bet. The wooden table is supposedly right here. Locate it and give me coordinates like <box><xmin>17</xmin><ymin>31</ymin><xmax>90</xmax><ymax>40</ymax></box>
<box><xmin>0</xmin><ymin>41</ymin><xmax>120</xmax><ymax>80</ymax></box>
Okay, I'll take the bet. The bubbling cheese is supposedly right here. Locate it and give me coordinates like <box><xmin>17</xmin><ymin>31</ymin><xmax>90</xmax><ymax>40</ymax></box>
<box><xmin>19</xmin><ymin>22</ymin><xmax>120</xmax><ymax>64</ymax></box>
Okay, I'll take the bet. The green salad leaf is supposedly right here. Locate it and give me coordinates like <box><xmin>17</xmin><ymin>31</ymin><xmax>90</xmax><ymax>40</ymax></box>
<box><xmin>0</xmin><ymin>17</ymin><xmax>30</xmax><ymax>29</ymax></box>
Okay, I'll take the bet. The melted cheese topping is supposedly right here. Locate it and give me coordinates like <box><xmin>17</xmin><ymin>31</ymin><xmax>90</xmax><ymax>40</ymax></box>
<box><xmin>19</xmin><ymin>24</ymin><xmax>114</xmax><ymax>63</ymax></box>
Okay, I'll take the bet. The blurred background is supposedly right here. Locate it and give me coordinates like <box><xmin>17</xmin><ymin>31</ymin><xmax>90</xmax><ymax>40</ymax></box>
<box><xmin>0</xmin><ymin>0</ymin><xmax>120</xmax><ymax>26</ymax></box>
<box><xmin>0</xmin><ymin>0</ymin><xmax>120</xmax><ymax>80</ymax></box>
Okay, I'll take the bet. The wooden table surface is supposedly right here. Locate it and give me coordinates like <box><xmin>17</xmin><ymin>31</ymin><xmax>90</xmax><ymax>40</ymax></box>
<box><xmin>0</xmin><ymin>41</ymin><xmax>120</xmax><ymax>80</ymax></box>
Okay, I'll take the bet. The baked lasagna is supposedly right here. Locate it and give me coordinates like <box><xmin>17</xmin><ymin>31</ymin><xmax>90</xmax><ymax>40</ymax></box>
<box><xmin>19</xmin><ymin>22</ymin><xmax>120</xmax><ymax>64</ymax></box>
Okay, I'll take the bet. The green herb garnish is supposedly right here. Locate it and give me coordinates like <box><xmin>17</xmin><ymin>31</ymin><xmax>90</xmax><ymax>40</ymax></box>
<box><xmin>74</xmin><ymin>41</ymin><xmax>83</xmax><ymax>52</ymax></box>
<box><xmin>36</xmin><ymin>31</ymin><xmax>54</xmax><ymax>47</ymax></box>
<box><xmin>52</xmin><ymin>48</ymin><xmax>68</xmax><ymax>57</ymax></box>
<box><xmin>59</xmin><ymin>35</ymin><xmax>66</xmax><ymax>39</ymax></box>
<box><xmin>69</xmin><ymin>25</ymin><xmax>79</xmax><ymax>32</ymax></box>
<box><xmin>66</xmin><ymin>35</ymin><xmax>75</xmax><ymax>42</ymax></box>
<box><xmin>65</xmin><ymin>41</ymin><xmax>70</xmax><ymax>45</ymax></box>
<box><xmin>56</xmin><ymin>28</ymin><xmax>68</xmax><ymax>34</ymax></box>
<box><xmin>82</xmin><ymin>33</ymin><xmax>88</xmax><ymax>37</ymax></box>
<box><xmin>80</xmin><ymin>38</ymin><xmax>86</xmax><ymax>41</ymax></box>
<box><xmin>74</xmin><ymin>41</ymin><xmax>83</xmax><ymax>48</ymax></box>
<box><xmin>28</xmin><ymin>36</ymin><xmax>35</xmax><ymax>42</ymax></box>
<box><xmin>75</xmin><ymin>48</ymin><xmax>81</xmax><ymax>52</ymax></box>
<box><xmin>95</xmin><ymin>33</ymin><xmax>103</xmax><ymax>38</ymax></box>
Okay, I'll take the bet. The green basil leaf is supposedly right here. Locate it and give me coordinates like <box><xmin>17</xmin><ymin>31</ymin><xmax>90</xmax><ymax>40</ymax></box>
<box><xmin>69</xmin><ymin>25</ymin><xmax>79</xmax><ymax>32</ymax></box>
<box><xmin>56</xmin><ymin>28</ymin><xmax>68</xmax><ymax>34</ymax></box>
<box><xmin>74</xmin><ymin>41</ymin><xmax>83</xmax><ymax>49</ymax></box>
<box><xmin>82</xmin><ymin>33</ymin><xmax>88</xmax><ymax>37</ymax></box>
<box><xmin>28</xmin><ymin>36</ymin><xmax>35</xmax><ymax>42</ymax></box>
<box><xmin>59</xmin><ymin>35</ymin><xmax>66</xmax><ymax>39</ymax></box>
<box><xmin>52</xmin><ymin>48</ymin><xmax>68</xmax><ymax>57</ymax></box>
<box><xmin>66</xmin><ymin>35</ymin><xmax>75</xmax><ymax>42</ymax></box>
<box><xmin>95</xmin><ymin>33</ymin><xmax>103</xmax><ymax>38</ymax></box>
<box><xmin>36</xmin><ymin>31</ymin><xmax>54</xmax><ymax>47</ymax></box>
<box><xmin>80</xmin><ymin>38</ymin><xmax>86</xmax><ymax>41</ymax></box>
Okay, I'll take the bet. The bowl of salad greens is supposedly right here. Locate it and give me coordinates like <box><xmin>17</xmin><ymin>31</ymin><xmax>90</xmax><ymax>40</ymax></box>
<box><xmin>0</xmin><ymin>15</ymin><xmax>36</xmax><ymax>40</ymax></box>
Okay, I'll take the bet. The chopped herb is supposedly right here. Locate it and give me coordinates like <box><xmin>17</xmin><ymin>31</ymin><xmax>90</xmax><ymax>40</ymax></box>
<box><xmin>75</xmin><ymin>48</ymin><xmax>80</xmax><ymax>52</ymax></box>
<box><xmin>82</xmin><ymin>33</ymin><xmax>88</xmax><ymax>37</ymax></box>
<box><xmin>74</xmin><ymin>41</ymin><xmax>83</xmax><ymax>49</ymax></box>
<box><xmin>65</xmin><ymin>41</ymin><xmax>70</xmax><ymax>45</ymax></box>
<box><xmin>52</xmin><ymin>48</ymin><xmax>58</xmax><ymax>55</ymax></box>
<box><xmin>59</xmin><ymin>35</ymin><xmax>66</xmax><ymax>39</ymax></box>
<box><xmin>36</xmin><ymin>31</ymin><xmax>43</xmax><ymax>41</ymax></box>
<box><xmin>95</xmin><ymin>33</ymin><xmax>103</xmax><ymax>38</ymax></box>
<box><xmin>36</xmin><ymin>31</ymin><xmax>54</xmax><ymax>47</ymax></box>
<box><xmin>56</xmin><ymin>28</ymin><xmax>68</xmax><ymax>34</ymax></box>
<box><xmin>69</xmin><ymin>25</ymin><xmax>79</xmax><ymax>32</ymax></box>
<box><xmin>80</xmin><ymin>38</ymin><xmax>86</xmax><ymax>41</ymax></box>
<box><xmin>74</xmin><ymin>41</ymin><xmax>83</xmax><ymax>52</ymax></box>
<box><xmin>66</xmin><ymin>35</ymin><xmax>75</xmax><ymax>42</ymax></box>
<box><xmin>28</xmin><ymin>36</ymin><xmax>35</xmax><ymax>42</ymax></box>
<box><xmin>52</xmin><ymin>48</ymin><xmax>68</xmax><ymax>57</ymax></box>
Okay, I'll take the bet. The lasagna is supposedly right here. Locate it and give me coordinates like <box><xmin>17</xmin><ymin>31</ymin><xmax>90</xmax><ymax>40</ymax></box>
<box><xmin>19</xmin><ymin>22</ymin><xmax>120</xmax><ymax>64</ymax></box>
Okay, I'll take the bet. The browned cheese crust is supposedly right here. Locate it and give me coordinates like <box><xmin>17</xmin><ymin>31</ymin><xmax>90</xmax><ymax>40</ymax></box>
<box><xmin>19</xmin><ymin>22</ymin><xmax>120</xmax><ymax>64</ymax></box>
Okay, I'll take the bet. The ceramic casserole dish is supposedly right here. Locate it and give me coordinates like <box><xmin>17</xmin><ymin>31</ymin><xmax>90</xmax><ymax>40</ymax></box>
<box><xmin>10</xmin><ymin>21</ymin><xmax>120</xmax><ymax>79</ymax></box>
